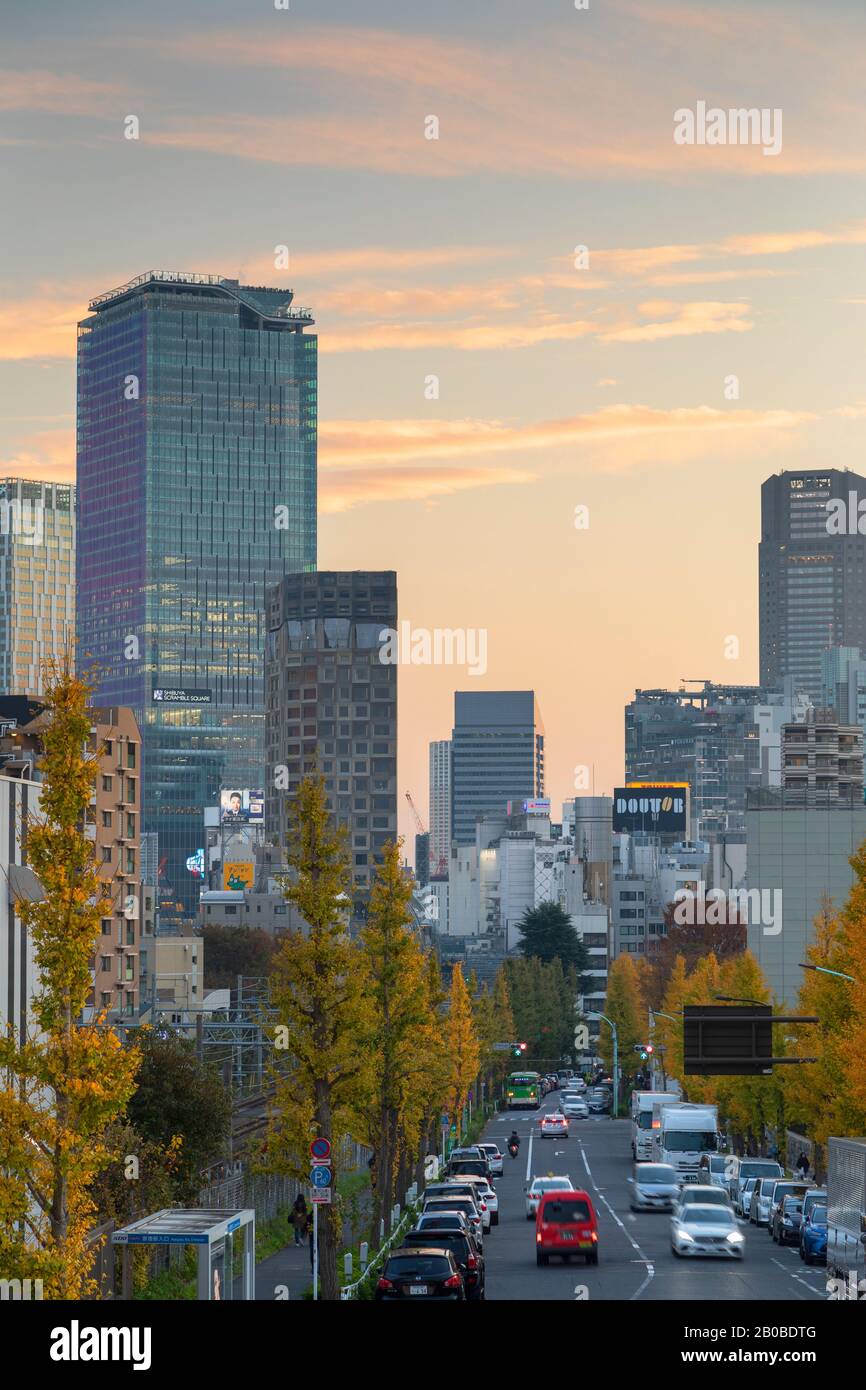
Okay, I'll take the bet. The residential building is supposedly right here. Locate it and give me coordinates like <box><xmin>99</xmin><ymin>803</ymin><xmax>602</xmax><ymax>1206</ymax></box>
<box><xmin>0</xmin><ymin>771</ymin><xmax>43</xmax><ymax>1044</ymax></box>
<box><xmin>265</xmin><ymin>570</ymin><xmax>397</xmax><ymax>922</ymax></box>
<box><xmin>780</xmin><ymin>708</ymin><xmax>864</xmax><ymax>804</ymax></box>
<box><xmin>428</xmin><ymin>738</ymin><xmax>451</xmax><ymax>877</ymax></box>
<box><xmin>76</xmin><ymin>271</ymin><xmax>317</xmax><ymax>926</ymax></box>
<box><xmin>0</xmin><ymin>478</ymin><xmax>75</xmax><ymax>697</ymax></box>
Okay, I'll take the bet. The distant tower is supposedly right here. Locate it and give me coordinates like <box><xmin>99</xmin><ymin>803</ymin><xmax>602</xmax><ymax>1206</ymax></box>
<box><xmin>428</xmin><ymin>739</ymin><xmax>451</xmax><ymax>875</ymax></box>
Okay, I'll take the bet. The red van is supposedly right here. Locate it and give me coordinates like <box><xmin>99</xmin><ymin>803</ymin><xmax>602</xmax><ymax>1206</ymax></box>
<box><xmin>535</xmin><ymin>1189</ymin><xmax>599</xmax><ymax>1266</ymax></box>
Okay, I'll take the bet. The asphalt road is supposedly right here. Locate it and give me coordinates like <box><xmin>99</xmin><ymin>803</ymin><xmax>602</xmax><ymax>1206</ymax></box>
<box><xmin>477</xmin><ymin>1094</ymin><xmax>826</xmax><ymax>1302</ymax></box>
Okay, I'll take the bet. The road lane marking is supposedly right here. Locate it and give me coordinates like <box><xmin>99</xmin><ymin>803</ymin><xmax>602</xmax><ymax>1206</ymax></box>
<box><xmin>771</xmin><ymin>1256</ymin><xmax>825</xmax><ymax>1298</ymax></box>
<box><xmin>525</xmin><ymin>1132</ymin><xmax>533</xmax><ymax>1184</ymax></box>
<box><xmin>575</xmin><ymin>1137</ymin><xmax>654</xmax><ymax>1301</ymax></box>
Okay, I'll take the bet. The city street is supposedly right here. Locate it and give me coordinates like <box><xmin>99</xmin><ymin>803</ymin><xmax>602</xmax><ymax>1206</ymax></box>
<box><xmin>478</xmin><ymin>1096</ymin><xmax>826</xmax><ymax>1302</ymax></box>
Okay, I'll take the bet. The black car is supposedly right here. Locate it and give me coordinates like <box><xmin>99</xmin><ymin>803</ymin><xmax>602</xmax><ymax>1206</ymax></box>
<box><xmin>767</xmin><ymin>1182</ymin><xmax>809</xmax><ymax>1241</ymax></box>
<box><xmin>401</xmin><ymin>1228</ymin><xmax>485</xmax><ymax>1299</ymax></box>
<box><xmin>771</xmin><ymin>1195</ymin><xmax>804</xmax><ymax>1247</ymax></box>
<box><xmin>375</xmin><ymin>1248</ymin><xmax>465</xmax><ymax>1300</ymax></box>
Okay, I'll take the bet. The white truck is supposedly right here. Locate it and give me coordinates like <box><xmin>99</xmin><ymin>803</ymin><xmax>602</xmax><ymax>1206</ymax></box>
<box><xmin>631</xmin><ymin>1091</ymin><xmax>673</xmax><ymax>1161</ymax></box>
<box><xmin>654</xmin><ymin>1102</ymin><xmax>719</xmax><ymax>1178</ymax></box>
<box><xmin>827</xmin><ymin>1135</ymin><xmax>866</xmax><ymax>1297</ymax></box>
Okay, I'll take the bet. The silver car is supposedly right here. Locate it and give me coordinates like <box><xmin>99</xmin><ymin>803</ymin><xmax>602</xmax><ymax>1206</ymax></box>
<box><xmin>477</xmin><ymin>1143</ymin><xmax>503</xmax><ymax>1178</ymax></box>
<box><xmin>629</xmin><ymin>1163</ymin><xmax>680</xmax><ymax>1212</ymax></box>
<box><xmin>674</xmin><ymin>1184</ymin><xmax>734</xmax><ymax>1220</ymax></box>
<box><xmin>671</xmin><ymin>1205</ymin><xmax>745</xmax><ymax>1259</ymax></box>
<box><xmin>737</xmin><ymin>1177</ymin><xmax>758</xmax><ymax>1219</ymax></box>
<box><xmin>749</xmin><ymin>1176</ymin><xmax>778</xmax><ymax>1227</ymax></box>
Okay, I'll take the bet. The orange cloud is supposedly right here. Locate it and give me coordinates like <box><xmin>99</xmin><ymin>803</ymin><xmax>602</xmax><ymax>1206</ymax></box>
<box><xmin>0</xmin><ymin>69</ymin><xmax>121</xmax><ymax>115</ymax></box>
<box><xmin>601</xmin><ymin>300</ymin><xmax>753</xmax><ymax>343</ymax></box>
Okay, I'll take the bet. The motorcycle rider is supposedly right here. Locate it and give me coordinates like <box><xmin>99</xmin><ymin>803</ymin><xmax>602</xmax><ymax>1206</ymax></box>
<box><xmin>507</xmin><ymin>1129</ymin><xmax>521</xmax><ymax>1154</ymax></box>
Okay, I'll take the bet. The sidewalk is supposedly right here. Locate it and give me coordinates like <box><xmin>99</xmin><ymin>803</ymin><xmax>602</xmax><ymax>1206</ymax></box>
<box><xmin>250</xmin><ymin>1236</ymin><xmax>314</xmax><ymax>1301</ymax></box>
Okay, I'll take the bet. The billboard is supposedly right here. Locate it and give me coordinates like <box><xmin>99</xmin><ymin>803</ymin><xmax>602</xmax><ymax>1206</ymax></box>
<box><xmin>223</xmin><ymin>861</ymin><xmax>254</xmax><ymax>891</ymax></box>
<box><xmin>153</xmin><ymin>688</ymin><xmax>212</xmax><ymax>705</ymax></box>
<box><xmin>612</xmin><ymin>786</ymin><xmax>688</xmax><ymax>834</ymax></box>
<box><xmin>220</xmin><ymin>788</ymin><xmax>264</xmax><ymax>825</ymax></box>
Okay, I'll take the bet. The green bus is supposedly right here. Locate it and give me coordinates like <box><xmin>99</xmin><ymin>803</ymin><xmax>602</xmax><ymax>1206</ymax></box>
<box><xmin>506</xmin><ymin>1071</ymin><xmax>542</xmax><ymax>1110</ymax></box>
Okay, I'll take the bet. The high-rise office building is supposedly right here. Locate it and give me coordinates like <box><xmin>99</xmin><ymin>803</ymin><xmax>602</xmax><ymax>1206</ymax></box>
<box><xmin>428</xmin><ymin>738</ymin><xmax>451</xmax><ymax>876</ymax></box>
<box><xmin>450</xmin><ymin>691</ymin><xmax>544</xmax><ymax>846</ymax></box>
<box><xmin>77</xmin><ymin>271</ymin><xmax>317</xmax><ymax>924</ymax></box>
<box><xmin>265</xmin><ymin>571</ymin><xmax>397</xmax><ymax>921</ymax></box>
<box><xmin>760</xmin><ymin>468</ymin><xmax>866</xmax><ymax>702</ymax></box>
<box><xmin>0</xmin><ymin>478</ymin><xmax>75</xmax><ymax>696</ymax></box>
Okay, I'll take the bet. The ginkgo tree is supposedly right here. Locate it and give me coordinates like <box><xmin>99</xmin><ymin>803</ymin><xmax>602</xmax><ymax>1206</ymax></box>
<box><xmin>0</xmin><ymin>658</ymin><xmax>139</xmax><ymax>1299</ymax></box>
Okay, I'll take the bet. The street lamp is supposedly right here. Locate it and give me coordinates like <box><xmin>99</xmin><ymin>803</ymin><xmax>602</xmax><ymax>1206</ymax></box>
<box><xmin>588</xmin><ymin>1013</ymin><xmax>619</xmax><ymax>1118</ymax></box>
<box><xmin>713</xmin><ymin>994</ymin><xmax>767</xmax><ymax>1006</ymax></box>
<box><xmin>798</xmin><ymin>962</ymin><xmax>855</xmax><ymax>983</ymax></box>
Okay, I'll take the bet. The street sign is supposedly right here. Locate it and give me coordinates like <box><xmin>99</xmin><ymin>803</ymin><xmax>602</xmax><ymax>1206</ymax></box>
<box><xmin>310</xmin><ymin>1137</ymin><xmax>332</xmax><ymax>1161</ymax></box>
<box><xmin>310</xmin><ymin>1165</ymin><xmax>332</xmax><ymax>1187</ymax></box>
<box><xmin>312</xmin><ymin>1189</ymin><xmax>332</xmax><ymax>1205</ymax></box>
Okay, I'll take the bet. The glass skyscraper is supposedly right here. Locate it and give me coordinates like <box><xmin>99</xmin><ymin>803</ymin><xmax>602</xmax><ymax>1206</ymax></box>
<box><xmin>450</xmin><ymin>691</ymin><xmax>545</xmax><ymax>846</ymax></box>
<box><xmin>77</xmin><ymin>271</ymin><xmax>316</xmax><ymax>925</ymax></box>
<box><xmin>0</xmin><ymin>478</ymin><xmax>75</xmax><ymax>697</ymax></box>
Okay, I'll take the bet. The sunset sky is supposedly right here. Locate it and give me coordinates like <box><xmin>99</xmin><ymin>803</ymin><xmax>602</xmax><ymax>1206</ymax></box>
<box><xmin>3</xmin><ymin>0</ymin><xmax>866</xmax><ymax>847</ymax></box>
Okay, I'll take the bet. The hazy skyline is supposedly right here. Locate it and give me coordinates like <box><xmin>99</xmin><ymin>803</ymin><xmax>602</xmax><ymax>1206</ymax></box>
<box><xmin>3</xmin><ymin>0</ymin><xmax>866</xmax><ymax>843</ymax></box>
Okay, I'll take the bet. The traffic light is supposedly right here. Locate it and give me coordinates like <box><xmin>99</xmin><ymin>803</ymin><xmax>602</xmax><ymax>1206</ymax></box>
<box><xmin>511</xmin><ymin>1041</ymin><xmax>528</xmax><ymax>1058</ymax></box>
<box><xmin>633</xmin><ymin>1042</ymin><xmax>654</xmax><ymax>1061</ymax></box>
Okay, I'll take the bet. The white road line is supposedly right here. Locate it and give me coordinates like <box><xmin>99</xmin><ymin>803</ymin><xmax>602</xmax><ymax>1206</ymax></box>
<box><xmin>575</xmin><ymin>1138</ymin><xmax>654</xmax><ymax>1301</ymax></box>
<box><xmin>771</xmin><ymin>1256</ymin><xmax>825</xmax><ymax>1298</ymax></box>
<box><xmin>525</xmin><ymin>1132</ymin><xmax>533</xmax><ymax>1185</ymax></box>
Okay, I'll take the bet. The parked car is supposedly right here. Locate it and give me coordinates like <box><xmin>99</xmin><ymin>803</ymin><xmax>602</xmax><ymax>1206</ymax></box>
<box><xmin>477</xmin><ymin>1143</ymin><xmax>503</xmax><ymax>1178</ymax></box>
<box><xmin>766</xmin><ymin>1181</ymin><xmax>810</xmax><ymax>1240</ymax></box>
<box><xmin>670</xmin><ymin>1204</ymin><xmax>744</xmax><ymax>1259</ymax></box>
<box><xmin>588</xmin><ymin>1092</ymin><xmax>610</xmax><ymax>1114</ymax></box>
<box><xmin>801</xmin><ymin>1188</ymin><xmax>827</xmax><ymax>1225</ymax></box>
<box><xmin>629</xmin><ymin>1163</ymin><xmax>680</xmax><ymax>1212</ymax></box>
<box><xmin>800</xmin><ymin>1203</ymin><xmax>828</xmax><ymax>1265</ymax></box>
<box><xmin>445</xmin><ymin>1158</ymin><xmax>488</xmax><ymax>1180</ymax></box>
<box><xmin>526</xmin><ymin>1174</ymin><xmax>574</xmax><ymax>1219</ymax></box>
<box><xmin>771</xmin><ymin>1195</ymin><xmax>805</xmax><ymax>1247</ymax></box>
<box><xmin>422</xmin><ymin>1196</ymin><xmax>483</xmax><ymax>1245</ymax></box>
<box><xmin>737</xmin><ymin>1176</ymin><xmax>758</xmax><ymax>1219</ymax></box>
<box><xmin>401</xmin><ymin>1228</ymin><xmax>485</xmax><ymax>1299</ymax></box>
<box><xmin>375</xmin><ymin>1248</ymin><xmax>465</xmax><ymax>1299</ymax></box>
<box><xmin>749</xmin><ymin>1176</ymin><xmax>779</xmax><ymax>1227</ymax></box>
<box><xmin>415</xmin><ymin>1211</ymin><xmax>470</xmax><ymax>1237</ymax></box>
<box><xmin>535</xmin><ymin>1189</ymin><xmax>599</xmax><ymax>1266</ymax></box>
<box><xmin>446</xmin><ymin>1174</ymin><xmax>498</xmax><ymax>1228</ymax></box>
<box><xmin>540</xmin><ymin>1111</ymin><xmax>569</xmax><ymax>1139</ymax></box>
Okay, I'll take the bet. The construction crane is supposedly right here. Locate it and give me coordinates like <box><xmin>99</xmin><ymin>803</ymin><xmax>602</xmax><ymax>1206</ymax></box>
<box><xmin>405</xmin><ymin>791</ymin><xmax>427</xmax><ymax>835</ymax></box>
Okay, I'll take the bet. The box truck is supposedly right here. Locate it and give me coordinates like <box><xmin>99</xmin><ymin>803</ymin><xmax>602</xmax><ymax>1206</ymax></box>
<box><xmin>827</xmin><ymin>1135</ymin><xmax>866</xmax><ymax>1296</ymax></box>
<box><xmin>631</xmin><ymin>1091</ymin><xmax>673</xmax><ymax>1161</ymax></box>
<box><xmin>656</xmin><ymin>1102</ymin><xmax>719</xmax><ymax>1178</ymax></box>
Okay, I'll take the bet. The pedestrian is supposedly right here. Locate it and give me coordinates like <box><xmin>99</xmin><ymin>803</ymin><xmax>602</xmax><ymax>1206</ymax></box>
<box><xmin>292</xmin><ymin>1192</ymin><xmax>308</xmax><ymax>1247</ymax></box>
<box><xmin>796</xmin><ymin>1151</ymin><xmax>809</xmax><ymax>1180</ymax></box>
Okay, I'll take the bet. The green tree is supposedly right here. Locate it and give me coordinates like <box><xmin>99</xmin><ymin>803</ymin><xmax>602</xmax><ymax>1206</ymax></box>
<box><xmin>266</xmin><ymin>777</ymin><xmax>371</xmax><ymax>1301</ymax></box>
<box><xmin>200</xmin><ymin>924</ymin><xmax>278</xmax><ymax>990</ymax></box>
<box><xmin>127</xmin><ymin>1029</ymin><xmax>232</xmax><ymax>1201</ymax></box>
<box><xmin>0</xmin><ymin>659</ymin><xmax>139</xmax><ymax>1298</ymax></box>
<box><xmin>516</xmin><ymin>901</ymin><xmax>591</xmax><ymax>979</ymax></box>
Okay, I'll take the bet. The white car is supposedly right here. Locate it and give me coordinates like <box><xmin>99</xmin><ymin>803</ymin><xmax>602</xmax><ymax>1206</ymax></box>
<box><xmin>478</xmin><ymin>1143</ymin><xmax>504</xmax><ymax>1178</ymax></box>
<box><xmin>525</xmin><ymin>1175</ymin><xmax>574</xmax><ymax>1220</ymax></box>
<box><xmin>671</xmin><ymin>1205</ymin><xmax>744</xmax><ymax>1259</ymax></box>
<box><xmin>445</xmin><ymin>1175</ymin><xmax>498</xmax><ymax>1229</ymax></box>
<box><xmin>562</xmin><ymin>1096</ymin><xmax>589</xmax><ymax>1119</ymax></box>
<box><xmin>673</xmin><ymin>1185</ymin><xmax>733</xmax><ymax>1220</ymax></box>
<box><xmin>540</xmin><ymin>1111</ymin><xmax>569</xmax><ymax>1139</ymax></box>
